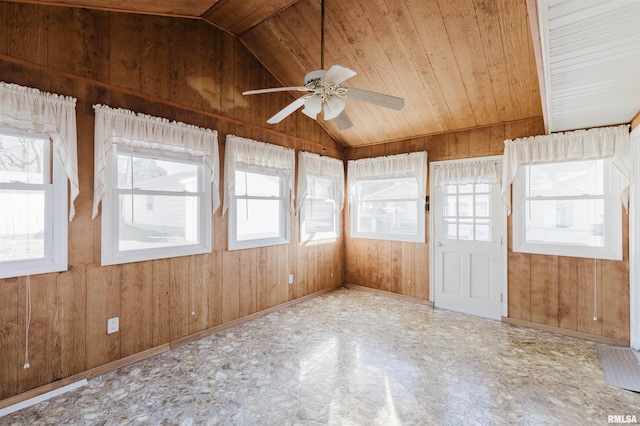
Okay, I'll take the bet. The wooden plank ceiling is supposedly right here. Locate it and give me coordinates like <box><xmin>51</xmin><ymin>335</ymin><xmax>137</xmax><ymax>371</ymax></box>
<box><xmin>6</xmin><ymin>0</ymin><xmax>543</xmax><ymax>147</ymax></box>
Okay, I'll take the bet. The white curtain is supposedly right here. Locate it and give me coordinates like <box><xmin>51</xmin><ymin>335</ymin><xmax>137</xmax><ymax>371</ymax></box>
<box><xmin>0</xmin><ymin>82</ymin><xmax>79</xmax><ymax>220</ymax></box>
<box><xmin>223</xmin><ymin>135</ymin><xmax>295</xmax><ymax>216</ymax></box>
<box><xmin>92</xmin><ymin>104</ymin><xmax>219</xmax><ymax>219</ymax></box>
<box><xmin>433</xmin><ymin>159</ymin><xmax>500</xmax><ymax>187</ymax></box>
<box><xmin>297</xmin><ymin>151</ymin><xmax>345</xmax><ymax>214</ymax></box>
<box><xmin>347</xmin><ymin>151</ymin><xmax>428</xmax><ymax>202</ymax></box>
<box><xmin>501</xmin><ymin>124</ymin><xmax>631</xmax><ymax>214</ymax></box>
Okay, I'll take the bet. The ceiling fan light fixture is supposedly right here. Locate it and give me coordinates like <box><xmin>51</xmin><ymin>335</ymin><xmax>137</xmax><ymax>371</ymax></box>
<box><xmin>302</xmin><ymin>95</ymin><xmax>323</xmax><ymax>119</ymax></box>
<box><xmin>241</xmin><ymin>2</ymin><xmax>404</xmax><ymax>130</ymax></box>
<box><xmin>324</xmin><ymin>96</ymin><xmax>346</xmax><ymax>121</ymax></box>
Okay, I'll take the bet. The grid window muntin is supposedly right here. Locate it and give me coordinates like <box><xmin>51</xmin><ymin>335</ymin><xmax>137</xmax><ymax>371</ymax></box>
<box><xmin>442</xmin><ymin>183</ymin><xmax>492</xmax><ymax>242</ymax></box>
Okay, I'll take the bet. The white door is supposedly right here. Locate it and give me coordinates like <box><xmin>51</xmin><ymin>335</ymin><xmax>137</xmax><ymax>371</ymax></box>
<box><xmin>431</xmin><ymin>158</ymin><xmax>506</xmax><ymax>320</ymax></box>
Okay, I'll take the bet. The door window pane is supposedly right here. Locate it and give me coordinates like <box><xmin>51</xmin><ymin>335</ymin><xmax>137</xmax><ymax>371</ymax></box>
<box><xmin>475</xmin><ymin>194</ymin><xmax>490</xmax><ymax>217</ymax></box>
<box><xmin>442</xmin><ymin>184</ymin><xmax>492</xmax><ymax>242</ymax></box>
<box><xmin>475</xmin><ymin>219</ymin><xmax>491</xmax><ymax>241</ymax></box>
<box><xmin>458</xmin><ymin>195</ymin><xmax>474</xmax><ymax>217</ymax></box>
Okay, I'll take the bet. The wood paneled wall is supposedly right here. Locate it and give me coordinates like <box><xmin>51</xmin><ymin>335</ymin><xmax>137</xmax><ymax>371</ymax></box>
<box><xmin>344</xmin><ymin>118</ymin><xmax>630</xmax><ymax>344</ymax></box>
<box><xmin>0</xmin><ymin>3</ymin><xmax>343</xmax><ymax>401</ymax></box>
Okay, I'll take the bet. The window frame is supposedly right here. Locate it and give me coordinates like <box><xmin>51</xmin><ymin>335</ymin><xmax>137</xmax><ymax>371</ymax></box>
<box><xmin>100</xmin><ymin>145</ymin><xmax>212</xmax><ymax>266</ymax></box>
<box><xmin>350</xmin><ymin>175</ymin><xmax>425</xmax><ymax>243</ymax></box>
<box><xmin>512</xmin><ymin>158</ymin><xmax>622</xmax><ymax>260</ymax></box>
<box><xmin>0</xmin><ymin>127</ymin><xmax>68</xmax><ymax>279</ymax></box>
<box><xmin>228</xmin><ymin>165</ymin><xmax>290</xmax><ymax>250</ymax></box>
<box><xmin>300</xmin><ymin>174</ymin><xmax>340</xmax><ymax>242</ymax></box>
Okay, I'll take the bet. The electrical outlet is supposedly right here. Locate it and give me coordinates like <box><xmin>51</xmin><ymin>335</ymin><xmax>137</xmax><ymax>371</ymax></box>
<box><xmin>107</xmin><ymin>317</ymin><xmax>119</xmax><ymax>334</ymax></box>
<box><xmin>288</xmin><ymin>274</ymin><xmax>294</xmax><ymax>284</ymax></box>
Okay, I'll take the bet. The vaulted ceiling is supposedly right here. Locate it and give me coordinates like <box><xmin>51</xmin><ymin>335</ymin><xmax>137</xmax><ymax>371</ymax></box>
<box><xmin>6</xmin><ymin>0</ymin><xmax>638</xmax><ymax>147</ymax></box>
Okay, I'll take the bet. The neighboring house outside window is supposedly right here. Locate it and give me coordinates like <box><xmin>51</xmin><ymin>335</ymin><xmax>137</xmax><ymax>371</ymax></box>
<box><xmin>348</xmin><ymin>151</ymin><xmax>427</xmax><ymax>243</ymax></box>
<box><xmin>93</xmin><ymin>105</ymin><xmax>218</xmax><ymax>265</ymax></box>
<box><xmin>512</xmin><ymin>159</ymin><xmax>621</xmax><ymax>259</ymax></box>
<box><xmin>502</xmin><ymin>125</ymin><xmax>630</xmax><ymax>261</ymax></box>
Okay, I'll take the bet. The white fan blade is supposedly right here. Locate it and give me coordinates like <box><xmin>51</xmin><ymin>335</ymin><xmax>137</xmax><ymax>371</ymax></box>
<box><xmin>346</xmin><ymin>87</ymin><xmax>405</xmax><ymax>110</ymax></box>
<box><xmin>243</xmin><ymin>86</ymin><xmax>310</xmax><ymax>95</ymax></box>
<box><xmin>333</xmin><ymin>111</ymin><xmax>353</xmax><ymax>130</ymax></box>
<box><xmin>267</xmin><ymin>96</ymin><xmax>309</xmax><ymax>124</ymax></box>
<box><xmin>323</xmin><ymin>65</ymin><xmax>357</xmax><ymax>85</ymax></box>
<box><xmin>302</xmin><ymin>95</ymin><xmax>323</xmax><ymax>119</ymax></box>
<box><xmin>324</xmin><ymin>96</ymin><xmax>346</xmax><ymax>121</ymax></box>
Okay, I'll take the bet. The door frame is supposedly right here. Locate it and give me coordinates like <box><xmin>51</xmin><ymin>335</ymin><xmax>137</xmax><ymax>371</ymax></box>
<box><xmin>428</xmin><ymin>155</ymin><xmax>509</xmax><ymax>318</ymax></box>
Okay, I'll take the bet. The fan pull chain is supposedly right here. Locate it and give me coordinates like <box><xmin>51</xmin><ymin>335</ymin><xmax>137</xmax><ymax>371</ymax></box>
<box><xmin>593</xmin><ymin>258</ymin><xmax>598</xmax><ymax>321</ymax></box>
<box><xmin>24</xmin><ymin>275</ymin><xmax>31</xmax><ymax>369</ymax></box>
<box><xmin>191</xmin><ymin>255</ymin><xmax>196</xmax><ymax>316</ymax></box>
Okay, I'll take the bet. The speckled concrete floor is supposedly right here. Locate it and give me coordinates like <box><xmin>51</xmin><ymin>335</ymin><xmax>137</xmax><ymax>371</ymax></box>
<box><xmin>3</xmin><ymin>287</ymin><xmax>640</xmax><ymax>425</ymax></box>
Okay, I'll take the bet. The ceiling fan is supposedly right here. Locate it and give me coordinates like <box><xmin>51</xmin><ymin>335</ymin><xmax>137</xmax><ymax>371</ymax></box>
<box><xmin>241</xmin><ymin>1</ymin><xmax>405</xmax><ymax>130</ymax></box>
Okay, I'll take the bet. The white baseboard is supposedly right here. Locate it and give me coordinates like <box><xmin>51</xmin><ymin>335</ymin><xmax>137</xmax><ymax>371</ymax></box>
<box><xmin>0</xmin><ymin>379</ymin><xmax>88</xmax><ymax>418</ymax></box>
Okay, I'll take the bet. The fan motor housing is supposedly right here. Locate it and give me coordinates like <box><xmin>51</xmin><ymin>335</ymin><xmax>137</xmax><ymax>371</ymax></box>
<box><xmin>304</xmin><ymin>69</ymin><xmax>326</xmax><ymax>85</ymax></box>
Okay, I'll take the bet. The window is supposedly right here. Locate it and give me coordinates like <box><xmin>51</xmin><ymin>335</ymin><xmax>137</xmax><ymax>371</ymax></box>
<box><xmin>0</xmin><ymin>83</ymin><xmax>78</xmax><ymax>279</ymax></box>
<box><xmin>224</xmin><ymin>135</ymin><xmax>294</xmax><ymax>250</ymax></box>
<box><xmin>301</xmin><ymin>175</ymin><xmax>338</xmax><ymax>240</ymax></box>
<box><xmin>93</xmin><ymin>105</ymin><xmax>218</xmax><ymax>265</ymax></box>
<box><xmin>100</xmin><ymin>147</ymin><xmax>211</xmax><ymax>264</ymax></box>
<box><xmin>230</xmin><ymin>167</ymin><xmax>289</xmax><ymax>248</ymax></box>
<box><xmin>442</xmin><ymin>183</ymin><xmax>492</xmax><ymax>241</ymax></box>
<box><xmin>512</xmin><ymin>159</ymin><xmax>622</xmax><ymax>260</ymax></box>
<box><xmin>348</xmin><ymin>152</ymin><xmax>427</xmax><ymax>243</ymax></box>
<box><xmin>0</xmin><ymin>129</ymin><xmax>69</xmax><ymax>278</ymax></box>
<box><xmin>297</xmin><ymin>152</ymin><xmax>344</xmax><ymax>242</ymax></box>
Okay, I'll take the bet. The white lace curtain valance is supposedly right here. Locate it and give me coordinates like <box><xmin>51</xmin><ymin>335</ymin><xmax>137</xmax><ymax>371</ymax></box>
<box><xmin>92</xmin><ymin>104</ymin><xmax>220</xmax><ymax>219</ymax></box>
<box><xmin>347</xmin><ymin>151</ymin><xmax>428</xmax><ymax>202</ymax></box>
<box><xmin>433</xmin><ymin>160</ymin><xmax>500</xmax><ymax>187</ymax></box>
<box><xmin>223</xmin><ymin>135</ymin><xmax>295</xmax><ymax>215</ymax></box>
<box><xmin>296</xmin><ymin>151</ymin><xmax>345</xmax><ymax>214</ymax></box>
<box><xmin>0</xmin><ymin>82</ymin><xmax>79</xmax><ymax>220</ymax></box>
<box><xmin>501</xmin><ymin>124</ymin><xmax>631</xmax><ymax>214</ymax></box>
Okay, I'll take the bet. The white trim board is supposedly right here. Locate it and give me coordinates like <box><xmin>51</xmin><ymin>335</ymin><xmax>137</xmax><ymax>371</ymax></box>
<box><xmin>0</xmin><ymin>379</ymin><xmax>87</xmax><ymax>418</ymax></box>
<box><xmin>630</xmin><ymin>125</ymin><xmax>640</xmax><ymax>350</ymax></box>
<box><xmin>428</xmin><ymin>155</ymin><xmax>508</xmax><ymax>319</ymax></box>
